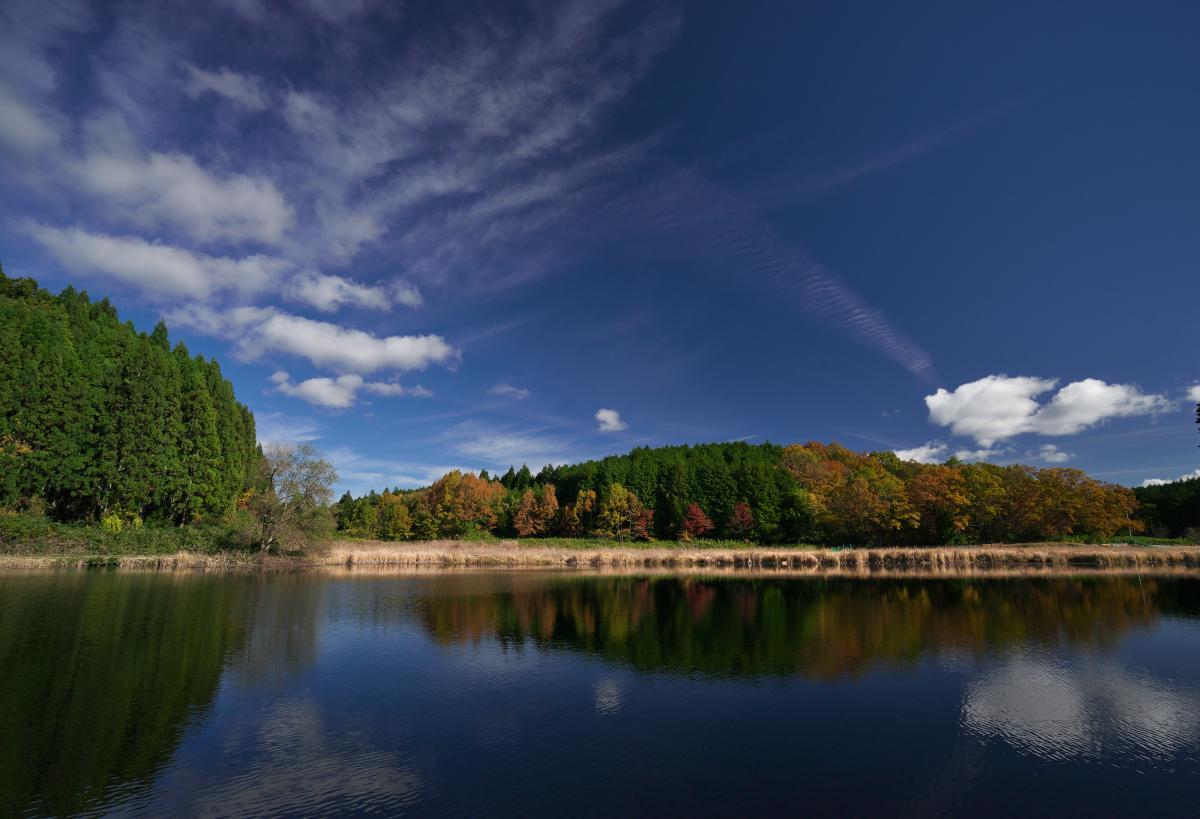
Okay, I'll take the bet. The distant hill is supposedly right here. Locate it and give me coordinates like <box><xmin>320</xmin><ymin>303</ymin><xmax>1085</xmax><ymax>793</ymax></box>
<box><xmin>0</xmin><ymin>268</ymin><xmax>258</xmax><ymax>524</ymax></box>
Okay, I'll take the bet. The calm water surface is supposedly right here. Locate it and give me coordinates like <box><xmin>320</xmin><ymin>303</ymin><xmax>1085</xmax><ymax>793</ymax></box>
<box><xmin>2</xmin><ymin>570</ymin><xmax>1199</xmax><ymax>817</ymax></box>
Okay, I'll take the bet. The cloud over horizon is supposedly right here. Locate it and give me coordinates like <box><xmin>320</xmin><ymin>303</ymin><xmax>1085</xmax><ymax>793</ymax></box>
<box><xmin>926</xmin><ymin>376</ymin><xmax>1171</xmax><ymax>447</ymax></box>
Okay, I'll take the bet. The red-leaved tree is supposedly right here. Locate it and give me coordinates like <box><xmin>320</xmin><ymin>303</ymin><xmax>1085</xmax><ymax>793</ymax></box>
<box><xmin>680</xmin><ymin>503</ymin><xmax>714</xmax><ymax>540</ymax></box>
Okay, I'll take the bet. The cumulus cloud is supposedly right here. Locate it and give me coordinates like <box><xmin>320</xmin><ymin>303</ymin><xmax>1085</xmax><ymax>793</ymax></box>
<box><xmin>26</xmin><ymin>224</ymin><xmax>288</xmax><ymax>298</ymax></box>
<box><xmin>72</xmin><ymin>149</ymin><xmax>293</xmax><ymax>245</ymax></box>
<box><xmin>1142</xmin><ymin>469</ymin><xmax>1200</xmax><ymax>488</ymax></box>
<box><xmin>488</xmin><ymin>383</ymin><xmax>530</xmax><ymax>400</ymax></box>
<box><xmin>270</xmin><ymin>370</ymin><xmax>431</xmax><ymax>408</ymax></box>
<box><xmin>926</xmin><ymin>375</ymin><xmax>1170</xmax><ymax>446</ymax></box>
<box><xmin>282</xmin><ymin>271</ymin><xmax>420</xmax><ymax>313</ymax></box>
<box><xmin>1035</xmin><ymin>444</ymin><xmax>1072</xmax><ymax>464</ymax></box>
<box><xmin>183</xmin><ymin>63</ymin><xmax>270</xmax><ymax>110</ymax></box>
<box><xmin>595</xmin><ymin>408</ymin><xmax>627</xmax><ymax>432</ymax></box>
<box><xmin>1188</xmin><ymin>384</ymin><xmax>1200</xmax><ymax>403</ymax></box>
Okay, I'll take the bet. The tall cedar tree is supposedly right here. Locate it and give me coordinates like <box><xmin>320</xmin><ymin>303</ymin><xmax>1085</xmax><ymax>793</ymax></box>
<box><xmin>0</xmin><ymin>272</ymin><xmax>258</xmax><ymax>522</ymax></box>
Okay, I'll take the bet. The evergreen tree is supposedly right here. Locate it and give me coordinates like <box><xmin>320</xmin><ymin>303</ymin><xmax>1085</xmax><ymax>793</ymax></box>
<box><xmin>0</xmin><ymin>275</ymin><xmax>259</xmax><ymax>523</ymax></box>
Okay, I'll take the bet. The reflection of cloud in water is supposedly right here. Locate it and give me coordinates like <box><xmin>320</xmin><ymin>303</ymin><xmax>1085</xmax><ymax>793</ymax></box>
<box><xmin>594</xmin><ymin>678</ymin><xmax>624</xmax><ymax>715</ymax></box>
<box><xmin>194</xmin><ymin>696</ymin><xmax>421</xmax><ymax>816</ymax></box>
<box><xmin>961</xmin><ymin>653</ymin><xmax>1200</xmax><ymax>763</ymax></box>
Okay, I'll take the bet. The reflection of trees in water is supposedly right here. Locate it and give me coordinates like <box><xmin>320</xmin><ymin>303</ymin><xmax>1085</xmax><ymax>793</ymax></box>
<box><xmin>416</xmin><ymin>576</ymin><xmax>1200</xmax><ymax>678</ymax></box>
<box><xmin>0</xmin><ymin>572</ymin><xmax>254</xmax><ymax>816</ymax></box>
<box><xmin>228</xmin><ymin>573</ymin><xmax>326</xmax><ymax>689</ymax></box>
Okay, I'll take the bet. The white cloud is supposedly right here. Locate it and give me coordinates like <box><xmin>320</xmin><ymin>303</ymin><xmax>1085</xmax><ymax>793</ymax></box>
<box><xmin>488</xmin><ymin>383</ymin><xmax>530</xmax><ymax>400</ymax></box>
<box><xmin>284</xmin><ymin>272</ymin><xmax>384</xmax><ymax>312</ymax></box>
<box><xmin>390</xmin><ymin>280</ymin><xmax>423</xmax><ymax>308</ymax></box>
<box><xmin>282</xmin><ymin>271</ymin><xmax>423</xmax><ymax>313</ymax></box>
<box><xmin>595</xmin><ymin>408</ymin><xmax>627</xmax><ymax>432</ymax></box>
<box><xmin>171</xmin><ymin>305</ymin><xmax>458</xmax><ymax>375</ymax></box>
<box><xmin>926</xmin><ymin>375</ymin><xmax>1170</xmax><ymax>446</ymax></box>
<box><xmin>1142</xmin><ymin>469</ymin><xmax>1200</xmax><ymax>488</ymax></box>
<box><xmin>72</xmin><ymin>149</ymin><xmax>292</xmax><ymax>245</ymax></box>
<box><xmin>1032</xmin><ymin>379</ymin><xmax>1171</xmax><ymax>436</ymax></box>
<box><xmin>270</xmin><ymin>370</ymin><xmax>432</xmax><ymax>408</ymax></box>
<box><xmin>183</xmin><ymin>63</ymin><xmax>270</xmax><ymax>110</ymax></box>
<box><xmin>26</xmin><ymin>224</ymin><xmax>288</xmax><ymax>299</ymax></box>
<box><xmin>0</xmin><ymin>81</ymin><xmax>58</xmax><ymax>153</ymax></box>
<box><xmin>894</xmin><ymin>442</ymin><xmax>947</xmax><ymax>464</ymax></box>
<box><xmin>953</xmin><ymin>447</ymin><xmax>1002</xmax><ymax>462</ymax></box>
<box><xmin>1188</xmin><ymin>385</ymin><xmax>1200</xmax><ymax>404</ymax></box>
<box><xmin>926</xmin><ymin>375</ymin><xmax>1057</xmax><ymax>446</ymax></box>
<box><xmin>1035</xmin><ymin>444</ymin><xmax>1072</xmax><ymax>464</ymax></box>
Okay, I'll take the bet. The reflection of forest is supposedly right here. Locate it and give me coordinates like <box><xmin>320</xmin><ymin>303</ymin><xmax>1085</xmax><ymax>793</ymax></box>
<box><xmin>0</xmin><ymin>572</ymin><xmax>254</xmax><ymax>816</ymax></box>
<box><xmin>416</xmin><ymin>575</ymin><xmax>1200</xmax><ymax>678</ymax></box>
<box><xmin>0</xmin><ymin>572</ymin><xmax>329</xmax><ymax>816</ymax></box>
<box><xmin>2</xmin><ymin>571</ymin><xmax>1199</xmax><ymax>815</ymax></box>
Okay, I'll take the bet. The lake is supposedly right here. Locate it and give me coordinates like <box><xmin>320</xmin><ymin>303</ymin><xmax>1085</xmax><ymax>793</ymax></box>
<box><xmin>2</xmin><ymin>570</ymin><xmax>1198</xmax><ymax>817</ymax></box>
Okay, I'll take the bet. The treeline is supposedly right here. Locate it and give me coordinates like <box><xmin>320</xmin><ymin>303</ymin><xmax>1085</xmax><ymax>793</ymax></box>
<box><xmin>0</xmin><ymin>270</ymin><xmax>258</xmax><ymax>525</ymax></box>
<box><xmin>335</xmin><ymin>441</ymin><xmax>1144</xmax><ymax>546</ymax></box>
<box><xmin>1134</xmin><ymin>477</ymin><xmax>1200</xmax><ymax>539</ymax></box>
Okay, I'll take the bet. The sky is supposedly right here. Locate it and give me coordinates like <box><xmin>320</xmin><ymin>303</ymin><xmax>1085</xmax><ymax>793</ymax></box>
<box><xmin>1</xmin><ymin>0</ymin><xmax>1197</xmax><ymax>496</ymax></box>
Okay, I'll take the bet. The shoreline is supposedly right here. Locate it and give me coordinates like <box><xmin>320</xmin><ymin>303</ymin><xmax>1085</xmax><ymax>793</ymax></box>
<box><xmin>2</xmin><ymin>539</ymin><xmax>1199</xmax><ymax>576</ymax></box>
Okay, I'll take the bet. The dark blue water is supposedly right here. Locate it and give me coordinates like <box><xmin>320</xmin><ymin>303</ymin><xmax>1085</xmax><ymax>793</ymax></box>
<box><xmin>2</xmin><ymin>571</ymin><xmax>1198</xmax><ymax>817</ymax></box>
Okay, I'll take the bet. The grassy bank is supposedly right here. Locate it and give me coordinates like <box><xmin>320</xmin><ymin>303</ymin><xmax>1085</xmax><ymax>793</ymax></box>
<box><xmin>4</xmin><ymin>537</ymin><xmax>1200</xmax><ymax>575</ymax></box>
<box><xmin>0</xmin><ymin>512</ymin><xmax>238</xmax><ymax>557</ymax></box>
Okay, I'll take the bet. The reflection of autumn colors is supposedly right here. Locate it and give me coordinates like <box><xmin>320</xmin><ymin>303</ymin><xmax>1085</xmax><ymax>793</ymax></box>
<box><xmin>417</xmin><ymin>576</ymin><xmax>1200</xmax><ymax>678</ymax></box>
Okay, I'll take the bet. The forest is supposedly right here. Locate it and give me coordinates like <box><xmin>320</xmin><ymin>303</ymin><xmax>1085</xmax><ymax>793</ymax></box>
<box><xmin>335</xmin><ymin>440</ymin><xmax>1162</xmax><ymax>547</ymax></box>
<box><xmin>2</xmin><ymin>268</ymin><xmax>1196</xmax><ymax>550</ymax></box>
<box><xmin>0</xmin><ymin>269</ymin><xmax>258</xmax><ymax>527</ymax></box>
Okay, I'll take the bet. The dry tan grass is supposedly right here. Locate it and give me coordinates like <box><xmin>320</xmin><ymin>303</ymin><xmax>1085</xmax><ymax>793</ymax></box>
<box><xmin>316</xmin><ymin>539</ymin><xmax>1200</xmax><ymax>576</ymax></box>
<box><xmin>3</xmin><ymin>540</ymin><xmax>1198</xmax><ymax>576</ymax></box>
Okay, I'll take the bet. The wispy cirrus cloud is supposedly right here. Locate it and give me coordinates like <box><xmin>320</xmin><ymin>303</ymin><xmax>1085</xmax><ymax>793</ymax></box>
<box><xmin>25</xmin><ymin>223</ymin><xmax>289</xmax><ymax>299</ymax></box>
<box><xmin>182</xmin><ymin>63</ymin><xmax>270</xmax><ymax>110</ymax></box>
<box><xmin>167</xmin><ymin>304</ymin><xmax>458</xmax><ymax>374</ymax></box>
<box><xmin>488</xmin><ymin>383</ymin><xmax>531</xmax><ymax>400</ymax></box>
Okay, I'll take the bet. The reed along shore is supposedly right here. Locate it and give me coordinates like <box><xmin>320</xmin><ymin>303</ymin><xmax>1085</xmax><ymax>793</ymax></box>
<box><xmin>3</xmin><ymin>540</ymin><xmax>1199</xmax><ymax>575</ymax></box>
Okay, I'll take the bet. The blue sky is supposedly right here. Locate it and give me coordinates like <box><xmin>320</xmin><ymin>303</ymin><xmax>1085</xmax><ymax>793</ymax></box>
<box><xmin>1</xmin><ymin>0</ymin><xmax>1197</xmax><ymax>495</ymax></box>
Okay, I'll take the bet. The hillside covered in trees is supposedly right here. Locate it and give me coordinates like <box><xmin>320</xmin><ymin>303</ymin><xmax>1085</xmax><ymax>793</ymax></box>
<box><xmin>336</xmin><ymin>441</ymin><xmax>1148</xmax><ymax>547</ymax></box>
<box><xmin>0</xmin><ymin>269</ymin><xmax>258</xmax><ymax>526</ymax></box>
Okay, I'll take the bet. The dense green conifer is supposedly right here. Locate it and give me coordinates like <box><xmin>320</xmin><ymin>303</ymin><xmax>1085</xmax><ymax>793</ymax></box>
<box><xmin>0</xmin><ymin>272</ymin><xmax>258</xmax><ymax>522</ymax></box>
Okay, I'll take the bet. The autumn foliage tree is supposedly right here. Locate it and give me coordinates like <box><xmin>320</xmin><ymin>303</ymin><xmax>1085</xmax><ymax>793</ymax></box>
<box><xmin>594</xmin><ymin>483</ymin><xmax>654</xmax><ymax>540</ymax></box>
<box><xmin>334</xmin><ymin>442</ymin><xmax>1144</xmax><ymax>546</ymax></box>
<box><xmin>679</xmin><ymin>503</ymin><xmax>714</xmax><ymax>540</ymax></box>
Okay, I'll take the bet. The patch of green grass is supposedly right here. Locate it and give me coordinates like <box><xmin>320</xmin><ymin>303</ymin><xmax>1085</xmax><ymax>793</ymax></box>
<box><xmin>0</xmin><ymin>512</ymin><xmax>236</xmax><ymax>556</ymax></box>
